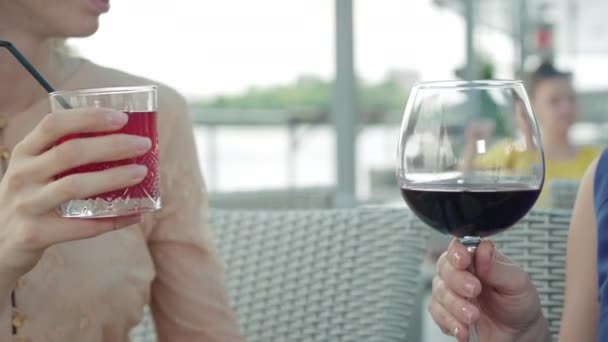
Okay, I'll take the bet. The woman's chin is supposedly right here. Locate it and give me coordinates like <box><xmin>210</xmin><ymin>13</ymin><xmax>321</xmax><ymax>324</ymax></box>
<box><xmin>58</xmin><ymin>20</ymin><xmax>100</xmax><ymax>38</ymax></box>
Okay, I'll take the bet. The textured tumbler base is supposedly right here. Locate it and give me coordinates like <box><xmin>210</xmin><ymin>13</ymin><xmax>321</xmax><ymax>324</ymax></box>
<box><xmin>60</xmin><ymin>196</ymin><xmax>161</xmax><ymax>218</ymax></box>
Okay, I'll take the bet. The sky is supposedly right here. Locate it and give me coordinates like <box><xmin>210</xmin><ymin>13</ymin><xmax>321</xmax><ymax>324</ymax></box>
<box><xmin>69</xmin><ymin>1</ymin><xmax>608</xmax><ymax>99</ymax></box>
<box><xmin>69</xmin><ymin>0</ymin><xmax>471</xmax><ymax>98</ymax></box>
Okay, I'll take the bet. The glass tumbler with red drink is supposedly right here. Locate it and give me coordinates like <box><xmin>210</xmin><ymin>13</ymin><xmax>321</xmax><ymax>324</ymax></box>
<box><xmin>50</xmin><ymin>86</ymin><xmax>161</xmax><ymax>218</ymax></box>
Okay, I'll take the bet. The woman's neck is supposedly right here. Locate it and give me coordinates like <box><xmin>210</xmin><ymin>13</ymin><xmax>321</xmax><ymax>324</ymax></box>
<box><xmin>542</xmin><ymin>133</ymin><xmax>575</xmax><ymax>160</ymax></box>
<box><xmin>0</xmin><ymin>30</ymin><xmax>62</xmax><ymax>114</ymax></box>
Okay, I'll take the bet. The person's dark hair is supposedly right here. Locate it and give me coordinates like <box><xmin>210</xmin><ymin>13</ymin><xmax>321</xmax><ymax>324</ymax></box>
<box><xmin>525</xmin><ymin>62</ymin><xmax>572</xmax><ymax>98</ymax></box>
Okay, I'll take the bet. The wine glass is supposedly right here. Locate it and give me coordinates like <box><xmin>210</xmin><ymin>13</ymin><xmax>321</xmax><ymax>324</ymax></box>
<box><xmin>396</xmin><ymin>80</ymin><xmax>544</xmax><ymax>342</ymax></box>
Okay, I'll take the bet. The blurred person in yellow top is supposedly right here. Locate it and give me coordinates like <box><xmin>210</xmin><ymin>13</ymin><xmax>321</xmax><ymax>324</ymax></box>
<box><xmin>472</xmin><ymin>62</ymin><xmax>601</xmax><ymax>207</ymax></box>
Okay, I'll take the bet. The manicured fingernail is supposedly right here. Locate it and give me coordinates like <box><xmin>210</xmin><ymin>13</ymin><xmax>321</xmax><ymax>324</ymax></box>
<box><xmin>453</xmin><ymin>326</ymin><xmax>460</xmax><ymax>337</ymax></box>
<box><xmin>107</xmin><ymin>111</ymin><xmax>128</xmax><ymax>127</ymax></box>
<box><xmin>452</xmin><ymin>251</ymin><xmax>463</xmax><ymax>266</ymax></box>
<box><xmin>128</xmin><ymin>165</ymin><xmax>148</xmax><ymax>180</ymax></box>
<box><xmin>133</xmin><ymin>137</ymin><xmax>152</xmax><ymax>153</ymax></box>
<box><xmin>461</xmin><ymin>306</ymin><xmax>475</xmax><ymax>324</ymax></box>
<box><xmin>464</xmin><ymin>282</ymin><xmax>476</xmax><ymax>297</ymax></box>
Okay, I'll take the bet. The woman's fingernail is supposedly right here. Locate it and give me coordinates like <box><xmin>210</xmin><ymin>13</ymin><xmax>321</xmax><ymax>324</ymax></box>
<box><xmin>133</xmin><ymin>137</ymin><xmax>152</xmax><ymax>153</ymax></box>
<box><xmin>464</xmin><ymin>282</ymin><xmax>476</xmax><ymax>297</ymax></box>
<box><xmin>128</xmin><ymin>165</ymin><xmax>148</xmax><ymax>180</ymax></box>
<box><xmin>453</xmin><ymin>326</ymin><xmax>460</xmax><ymax>337</ymax></box>
<box><xmin>452</xmin><ymin>251</ymin><xmax>463</xmax><ymax>266</ymax></box>
<box><xmin>461</xmin><ymin>306</ymin><xmax>475</xmax><ymax>324</ymax></box>
<box><xmin>107</xmin><ymin>111</ymin><xmax>128</xmax><ymax>127</ymax></box>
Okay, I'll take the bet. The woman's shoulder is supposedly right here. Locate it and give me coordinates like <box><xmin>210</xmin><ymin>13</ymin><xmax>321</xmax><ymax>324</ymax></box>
<box><xmin>73</xmin><ymin>59</ymin><xmax>189</xmax><ymax>124</ymax></box>
<box><xmin>588</xmin><ymin>148</ymin><xmax>608</xmax><ymax>210</ymax></box>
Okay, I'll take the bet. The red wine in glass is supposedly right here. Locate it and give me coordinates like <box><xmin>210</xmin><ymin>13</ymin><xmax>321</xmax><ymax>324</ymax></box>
<box><xmin>400</xmin><ymin>183</ymin><xmax>541</xmax><ymax>238</ymax></box>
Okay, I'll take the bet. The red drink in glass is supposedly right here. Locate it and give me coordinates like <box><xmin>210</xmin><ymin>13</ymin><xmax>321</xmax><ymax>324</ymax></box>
<box><xmin>50</xmin><ymin>86</ymin><xmax>161</xmax><ymax>218</ymax></box>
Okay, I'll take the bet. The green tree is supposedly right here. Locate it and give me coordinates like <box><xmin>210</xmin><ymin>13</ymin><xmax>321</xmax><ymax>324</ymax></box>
<box><xmin>194</xmin><ymin>74</ymin><xmax>410</xmax><ymax>123</ymax></box>
<box><xmin>360</xmin><ymin>78</ymin><xmax>407</xmax><ymax>113</ymax></box>
<box><xmin>201</xmin><ymin>76</ymin><xmax>332</xmax><ymax>112</ymax></box>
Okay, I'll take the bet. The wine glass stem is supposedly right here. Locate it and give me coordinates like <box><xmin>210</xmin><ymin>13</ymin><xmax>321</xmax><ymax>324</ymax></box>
<box><xmin>461</xmin><ymin>236</ymin><xmax>482</xmax><ymax>342</ymax></box>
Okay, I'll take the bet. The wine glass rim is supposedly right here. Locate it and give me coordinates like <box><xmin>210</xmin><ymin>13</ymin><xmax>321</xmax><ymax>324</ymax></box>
<box><xmin>413</xmin><ymin>79</ymin><xmax>523</xmax><ymax>90</ymax></box>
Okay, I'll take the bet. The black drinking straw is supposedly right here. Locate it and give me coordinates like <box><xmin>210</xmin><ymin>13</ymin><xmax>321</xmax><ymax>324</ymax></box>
<box><xmin>0</xmin><ymin>40</ymin><xmax>71</xmax><ymax>108</ymax></box>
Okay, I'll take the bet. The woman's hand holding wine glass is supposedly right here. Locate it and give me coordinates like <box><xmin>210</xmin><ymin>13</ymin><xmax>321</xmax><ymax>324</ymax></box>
<box><xmin>430</xmin><ymin>239</ymin><xmax>550</xmax><ymax>341</ymax></box>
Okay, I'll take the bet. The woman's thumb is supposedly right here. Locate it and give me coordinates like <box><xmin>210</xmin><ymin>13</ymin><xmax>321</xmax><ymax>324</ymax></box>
<box><xmin>474</xmin><ymin>240</ymin><xmax>530</xmax><ymax>294</ymax></box>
